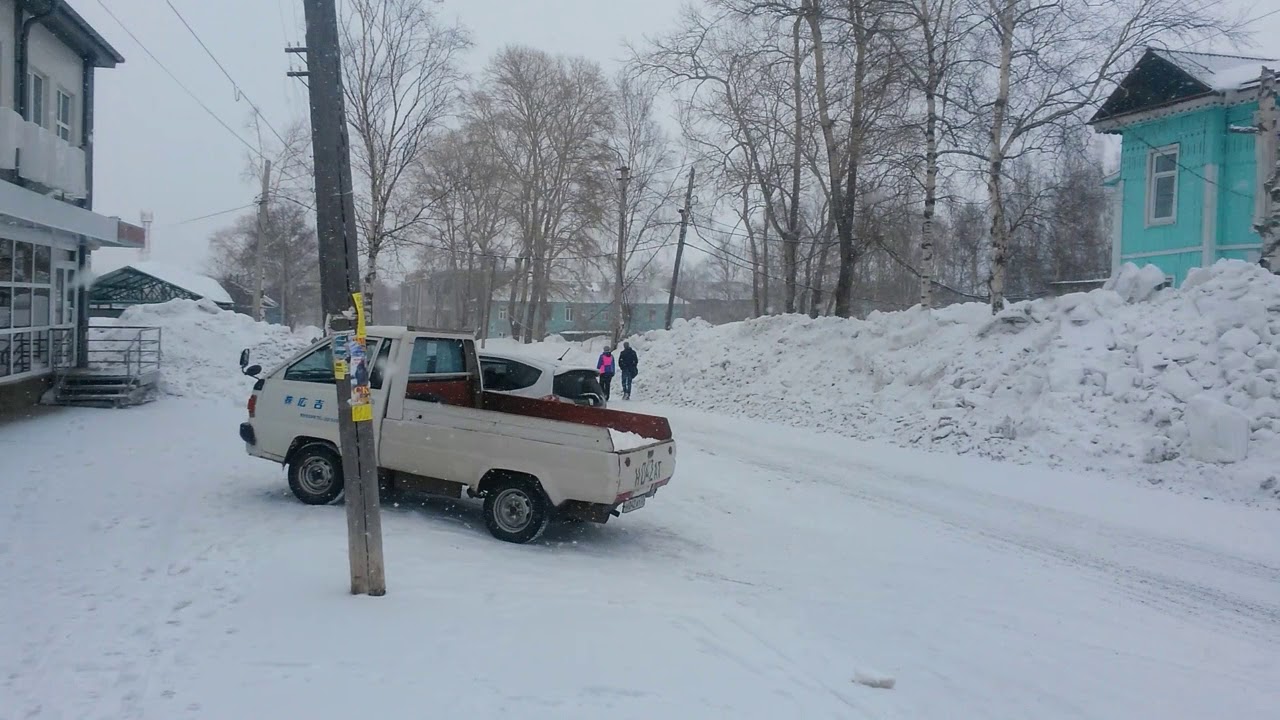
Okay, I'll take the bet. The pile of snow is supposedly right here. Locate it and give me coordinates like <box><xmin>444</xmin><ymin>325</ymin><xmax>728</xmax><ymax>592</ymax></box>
<box><xmin>616</xmin><ymin>260</ymin><xmax>1280</xmax><ymax>502</ymax></box>
<box><xmin>94</xmin><ymin>299</ymin><xmax>317</xmax><ymax>402</ymax></box>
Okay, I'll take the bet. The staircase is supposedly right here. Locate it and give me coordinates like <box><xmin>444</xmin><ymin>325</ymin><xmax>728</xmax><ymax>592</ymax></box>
<box><xmin>49</xmin><ymin>327</ymin><xmax>162</xmax><ymax>408</ymax></box>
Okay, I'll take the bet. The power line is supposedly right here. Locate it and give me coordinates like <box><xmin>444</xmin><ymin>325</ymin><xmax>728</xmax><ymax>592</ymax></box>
<box><xmin>161</xmin><ymin>203</ymin><xmax>257</xmax><ymax>226</ymax></box>
<box><xmin>1173</xmin><ymin>7</ymin><xmax>1280</xmax><ymax>52</ymax></box>
<box><xmin>164</xmin><ymin>0</ymin><xmax>291</xmax><ymax>149</ymax></box>
<box><xmin>92</xmin><ymin>0</ymin><xmax>265</xmax><ymax>161</ymax></box>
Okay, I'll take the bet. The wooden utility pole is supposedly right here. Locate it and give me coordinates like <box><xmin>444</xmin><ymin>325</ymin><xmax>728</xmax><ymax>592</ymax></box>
<box><xmin>614</xmin><ymin>166</ymin><xmax>630</xmax><ymax>346</ymax></box>
<box><xmin>300</xmin><ymin>0</ymin><xmax>386</xmax><ymax>596</ymax></box>
<box><xmin>254</xmin><ymin>159</ymin><xmax>271</xmax><ymax>322</ymax></box>
<box><xmin>480</xmin><ymin>255</ymin><xmax>498</xmax><ymax>349</ymax></box>
<box><xmin>665</xmin><ymin>167</ymin><xmax>695</xmax><ymax>330</ymax></box>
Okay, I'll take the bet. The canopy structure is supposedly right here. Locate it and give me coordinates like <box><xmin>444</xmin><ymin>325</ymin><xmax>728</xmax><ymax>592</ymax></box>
<box><xmin>89</xmin><ymin>262</ymin><xmax>232</xmax><ymax>317</ymax></box>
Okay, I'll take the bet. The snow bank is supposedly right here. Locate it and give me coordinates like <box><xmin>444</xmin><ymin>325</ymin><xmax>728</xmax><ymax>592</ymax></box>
<box><xmin>95</xmin><ymin>299</ymin><xmax>316</xmax><ymax>403</ymax></box>
<box><xmin>617</xmin><ymin>260</ymin><xmax>1280</xmax><ymax>502</ymax></box>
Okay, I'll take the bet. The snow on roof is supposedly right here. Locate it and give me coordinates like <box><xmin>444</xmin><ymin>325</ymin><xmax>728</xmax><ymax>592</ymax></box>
<box><xmin>98</xmin><ymin>260</ymin><xmax>234</xmax><ymax>305</ymax></box>
<box><xmin>1151</xmin><ymin>48</ymin><xmax>1278</xmax><ymax>91</ymax></box>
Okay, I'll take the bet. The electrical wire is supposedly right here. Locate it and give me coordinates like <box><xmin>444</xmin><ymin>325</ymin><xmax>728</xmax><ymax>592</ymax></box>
<box><xmin>164</xmin><ymin>0</ymin><xmax>291</xmax><ymax>150</ymax></box>
<box><xmin>92</xmin><ymin>0</ymin><xmax>265</xmax><ymax>161</ymax></box>
<box><xmin>161</xmin><ymin>203</ymin><xmax>257</xmax><ymax>226</ymax></box>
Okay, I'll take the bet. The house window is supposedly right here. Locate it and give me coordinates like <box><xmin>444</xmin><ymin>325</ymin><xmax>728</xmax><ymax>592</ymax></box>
<box><xmin>497</xmin><ymin>306</ymin><xmax>507</xmax><ymax>321</ymax></box>
<box><xmin>564</xmin><ymin>305</ymin><xmax>575</xmax><ymax>323</ymax></box>
<box><xmin>28</xmin><ymin>72</ymin><xmax>47</xmax><ymax>127</ymax></box>
<box><xmin>55</xmin><ymin>90</ymin><xmax>74</xmax><ymax>142</ymax></box>
<box><xmin>1146</xmin><ymin>145</ymin><xmax>1178</xmax><ymax>225</ymax></box>
<box><xmin>648</xmin><ymin>308</ymin><xmax>657</xmax><ymax>322</ymax></box>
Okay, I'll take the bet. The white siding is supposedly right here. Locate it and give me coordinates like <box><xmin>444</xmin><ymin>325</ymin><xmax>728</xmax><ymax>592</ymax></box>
<box><xmin>28</xmin><ymin>21</ymin><xmax>85</xmax><ymax>145</ymax></box>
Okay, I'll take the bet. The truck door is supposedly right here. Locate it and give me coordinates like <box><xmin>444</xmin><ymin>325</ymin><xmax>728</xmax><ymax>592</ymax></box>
<box><xmin>378</xmin><ymin>336</ymin><xmax>478</xmax><ymax>480</ymax></box>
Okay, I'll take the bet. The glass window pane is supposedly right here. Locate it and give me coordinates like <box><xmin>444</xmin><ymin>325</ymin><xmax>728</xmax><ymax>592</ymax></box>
<box><xmin>35</xmin><ymin>245</ymin><xmax>51</xmax><ymax>283</ymax></box>
<box><xmin>14</xmin><ymin>241</ymin><xmax>32</xmax><ymax>282</ymax></box>
<box><xmin>13</xmin><ymin>332</ymin><xmax>30</xmax><ymax>373</ymax></box>
<box><xmin>33</xmin><ymin>288</ymin><xmax>50</xmax><ymax>327</ymax></box>
<box><xmin>1154</xmin><ymin>176</ymin><xmax>1175</xmax><ymax>219</ymax></box>
<box><xmin>284</xmin><ymin>345</ymin><xmax>335</xmax><ymax>384</ymax></box>
<box><xmin>33</xmin><ymin>330</ymin><xmax>49</xmax><ymax>369</ymax></box>
<box><xmin>0</xmin><ymin>288</ymin><xmax>10</xmax><ymax>329</ymax></box>
<box><xmin>1154</xmin><ymin>152</ymin><xmax>1177</xmax><ymax>174</ymax></box>
<box><xmin>55</xmin><ymin>270</ymin><xmax>64</xmax><ymax>322</ymax></box>
<box><xmin>0</xmin><ymin>334</ymin><xmax>9</xmax><ymax>377</ymax></box>
<box><xmin>410</xmin><ymin>338</ymin><xmax>465</xmax><ymax>375</ymax></box>
<box><xmin>13</xmin><ymin>288</ymin><xmax>30</xmax><ymax>327</ymax></box>
<box><xmin>0</xmin><ymin>239</ymin><xmax>12</xmax><ymax>281</ymax></box>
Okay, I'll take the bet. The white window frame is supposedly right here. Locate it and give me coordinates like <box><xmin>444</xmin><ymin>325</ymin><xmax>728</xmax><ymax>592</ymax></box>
<box><xmin>497</xmin><ymin>305</ymin><xmax>507</xmax><ymax>321</ymax></box>
<box><xmin>28</xmin><ymin>70</ymin><xmax>47</xmax><ymax>128</ymax></box>
<box><xmin>55</xmin><ymin>88</ymin><xmax>74</xmax><ymax>142</ymax></box>
<box><xmin>1145</xmin><ymin>144</ymin><xmax>1179</xmax><ymax>227</ymax></box>
<box><xmin>563</xmin><ymin>305</ymin><xmax>575</xmax><ymax>323</ymax></box>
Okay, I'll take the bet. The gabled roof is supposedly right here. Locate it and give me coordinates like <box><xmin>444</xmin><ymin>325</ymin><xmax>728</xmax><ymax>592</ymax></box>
<box><xmin>46</xmin><ymin>2</ymin><xmax>126</xmax><ymax>68</ymax></box>
<box><xmin>91</xmin><ymin>262</ymin><xmax>233</xmax><ymax>305</ymax></box>
<box><xmin>1090</xmin><ymin>47</ymin><xmax>1277</xmax><ymax>129</ymax></box>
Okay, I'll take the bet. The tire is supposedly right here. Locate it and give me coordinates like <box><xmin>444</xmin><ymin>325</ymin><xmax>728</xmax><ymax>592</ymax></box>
<box><xmin>482</xmin><ymin>478</ymin><xmax>551</xmax><ymax>544</ymax></box>
<box><xmin>287</xmin><ymin>444</ymin><xmax>345</xmax><ymax>505</ymax></box>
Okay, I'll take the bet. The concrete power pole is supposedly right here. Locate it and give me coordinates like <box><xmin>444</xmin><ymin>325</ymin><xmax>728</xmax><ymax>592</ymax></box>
<box><xmin>1256</xmin><ymin>67</ymin><xmax>1279</xmax><ymax>270</ymax></box>
<box><xmin>665</xmin><ymin>167</ymin><xmax>695</xmax><ymax>330</ymax></box>
<box><xmin>301</xmin><ymin>0</ymin><xmax>386</xmax><ymax>596</ymax></box>
<box><xmin>254</xmin><ymin>159</ymin><xmax>271</xmax><ymax>322</ymax></box>
<box><xmin>614</xmin><ymin>166</ymin><xmax>630</xmax><ymax>347</ymax></box>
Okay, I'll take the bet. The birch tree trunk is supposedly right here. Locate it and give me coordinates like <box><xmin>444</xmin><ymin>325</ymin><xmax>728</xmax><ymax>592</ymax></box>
<box><xmin>985</xmin><ymin>0</ymin><xmax>1016</xmax><ymax>313</ymax></box>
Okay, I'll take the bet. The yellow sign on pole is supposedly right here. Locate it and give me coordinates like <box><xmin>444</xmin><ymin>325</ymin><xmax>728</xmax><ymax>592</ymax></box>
<box><xmin>352</xmin><ymin>292</ymin><xmax>366</xmax><ymax>341</ymax></box>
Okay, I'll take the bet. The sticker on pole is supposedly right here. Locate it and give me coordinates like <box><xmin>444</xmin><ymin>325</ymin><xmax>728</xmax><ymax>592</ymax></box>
<box><xmin>353</xmin><ymin>289</ymin><xmax>368</xmax><ymax>340</ymax></box>
<box><xmin>332</xmin><ymin>333</ymin><xmax>350</xmax><ymax>380</ymax></box>
<box><xmin>348</xmin><ymin>335</ymin><xmax>372</xmax><ymax>422</ymax></box>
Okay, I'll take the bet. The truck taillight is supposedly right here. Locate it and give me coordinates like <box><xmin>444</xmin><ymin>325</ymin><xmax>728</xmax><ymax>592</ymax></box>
<box><xmin>247</xmin><ymin>394</ymin><xmax>257</xmax><ymax>417</ymax></box>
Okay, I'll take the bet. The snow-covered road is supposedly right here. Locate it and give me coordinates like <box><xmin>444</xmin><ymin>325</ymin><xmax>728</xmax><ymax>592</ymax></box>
<box><xmin>3</xmin><ymin>399</ymin><xmax>1278</xmax><ymax>719</ymax></box>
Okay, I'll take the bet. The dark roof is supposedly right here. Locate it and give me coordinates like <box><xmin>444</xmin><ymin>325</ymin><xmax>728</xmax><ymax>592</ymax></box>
<box><xmin>90</xmin><ymin>265</ymin><xmax>232</xmax><ymax>308</ymax></box>
<box><xmin>1090</xmin><ymin>47</ymin><xmax>1277</xmax><ymax>127</ymax></box>
<box><xmin>45</xmin><ymin>2</ymin><xmax>126</xmax><ymax>68</ymax></box>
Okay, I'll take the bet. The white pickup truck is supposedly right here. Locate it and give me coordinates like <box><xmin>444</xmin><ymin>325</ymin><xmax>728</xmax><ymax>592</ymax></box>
<box><xmin>237</xmin><ymin>326</ymin><xmax>675</xmax><ymax>543</ymax></box>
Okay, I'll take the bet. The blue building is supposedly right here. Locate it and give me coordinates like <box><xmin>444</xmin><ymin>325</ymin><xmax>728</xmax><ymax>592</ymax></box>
<box><xmin>487</xmin><ymin>286</ymin><xmax>688</xmax><ymax>340</ymax></box>
<box><xmin>1089</xmin><ymin>48</ymin><xmax>1278</xmax><ymax>284</ymax></box>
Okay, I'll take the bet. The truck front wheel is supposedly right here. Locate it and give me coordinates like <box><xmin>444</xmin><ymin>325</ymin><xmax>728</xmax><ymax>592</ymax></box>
<box><xmin>483</xmin><ymin>479</ymin><xmax>551</xmax><ymax>544</ymax></box>
<box><xmin>288</xmin><ymin>444</ymin><xmax>345</xmax><ymax>505</ymax></box>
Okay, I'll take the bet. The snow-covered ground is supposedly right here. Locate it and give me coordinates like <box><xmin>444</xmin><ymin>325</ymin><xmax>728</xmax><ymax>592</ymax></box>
<box><xmin>6</xmin><ymin>270</ymin><xmax>1280</xmax><ymax>718</ymax></box>
<box><xmin>3</xmin><ymin>397</ymin><xmax>1279</xmax><ymax>718</ymax></box>
<box><xmin>525</xmin><ymin>260</ymin><xmax>1280</xmax><ymax>503</ymax></box>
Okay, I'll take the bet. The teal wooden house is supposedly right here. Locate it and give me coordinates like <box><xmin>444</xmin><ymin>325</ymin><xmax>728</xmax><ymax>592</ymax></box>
<box><xmin>1090</xmin><ymin>48</ymin><xmax>1277</xmax><ymax>284</ymax></box>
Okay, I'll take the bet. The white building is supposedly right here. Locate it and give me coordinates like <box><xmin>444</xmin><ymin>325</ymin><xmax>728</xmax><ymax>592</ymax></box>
<box><xmin>0</xmin><ymin>0</ymin><xmax>138</xmax><ymax>410</ymax></box>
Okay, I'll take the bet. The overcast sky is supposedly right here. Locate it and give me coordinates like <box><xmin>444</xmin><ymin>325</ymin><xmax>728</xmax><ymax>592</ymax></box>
<box><xmin>79</xmin><ymin>0</ymin><xmax>1279</xmax><ymax>275</ymax></box>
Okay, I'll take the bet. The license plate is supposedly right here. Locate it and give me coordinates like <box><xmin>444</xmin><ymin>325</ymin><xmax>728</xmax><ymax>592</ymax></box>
<box><xmin>619</xmin><ymin>496</ymin><xmax>647</xmax><ymax>513</ymax></box>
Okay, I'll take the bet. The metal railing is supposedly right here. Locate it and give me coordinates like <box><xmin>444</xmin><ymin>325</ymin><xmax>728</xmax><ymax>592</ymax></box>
<box><xmin>53</xmin><ymin>326</ymin><xmax>163</xmax><ymax>378</ymax></box>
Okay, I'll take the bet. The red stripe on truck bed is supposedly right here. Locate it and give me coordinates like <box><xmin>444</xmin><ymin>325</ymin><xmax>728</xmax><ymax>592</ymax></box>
<box><xmin>481</xmin><ymin>391</ymin><xmax>673</xmax><ymax>441</ymax></box>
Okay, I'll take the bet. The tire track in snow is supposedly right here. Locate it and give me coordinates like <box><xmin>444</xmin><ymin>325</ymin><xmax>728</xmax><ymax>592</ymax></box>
<box><xmin>686</xmin><ymin>427</ymin><xmax>1280</xmax><ymax>644</ymax></box>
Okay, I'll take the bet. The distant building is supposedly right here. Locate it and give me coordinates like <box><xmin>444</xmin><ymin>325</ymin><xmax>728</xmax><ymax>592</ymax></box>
<box><xmin>487</xmin><ymin>285</ymin><xmax>688</xmax><ymax>341</ymax></box>
<box><xmin>1090</xmin><ymin>48</ymin><xmax>1279</xmax><ymax>284</ymax></box>
<box><xmin>89</xmin><ymin>261</ymin><xmax>233</xmax><ymax>317</ymax></box>
<box><xmin>678</xmin><ymin>280</ymin><xmax>755</xmax><ymax>325</ymax></box>
<box><xmin>0</xmin><ymin>2</ymin><xmax>135</xmax><ymax>411</ymax></box>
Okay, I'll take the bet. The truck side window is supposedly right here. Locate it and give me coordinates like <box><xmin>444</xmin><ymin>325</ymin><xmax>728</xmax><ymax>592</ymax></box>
<box><xmin>369</xmin><ymin>339</ymin><xmax>391</xmax><ymax>389</ymax></box>
<box><xmin>409</xmin><ymin>338</ymin><xmax>466</xmax><ymax>377</ymax></box>
<box><xmin>284</xmin><ymin>345</ymin><xmax>334</xmax><ymax>384</ymax></box>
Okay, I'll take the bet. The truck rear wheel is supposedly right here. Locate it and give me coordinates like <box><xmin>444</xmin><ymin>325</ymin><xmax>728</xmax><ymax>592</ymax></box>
<box><xmin>288</xmin><ymin>444</ymin><xmax>345</xmax><ymax>505</ymax></box>
<box><xmin>483</xmin><ymin>479</ymin><xmax>551</xmax><ymax>544</ymax></box>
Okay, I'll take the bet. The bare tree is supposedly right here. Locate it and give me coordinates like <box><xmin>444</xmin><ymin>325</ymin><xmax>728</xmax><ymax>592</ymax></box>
<box><xmin>340</xmin><ymin>0</ymin><xmax>470</xmax><ymax>320</ymax></box>
<box><xmin>207</xmin><ymin>202</ymin><xmax>321</xmax><ymax>329</ymax></box>
<box><xmin>468</xmin><ymin>46</ymin><xmax>614</xmax><ymax>342</ymax></box>
<box><xmin>961</xmin><ymin>0</ymin><xmax>1227</xmax><ymax>311</ymax></box>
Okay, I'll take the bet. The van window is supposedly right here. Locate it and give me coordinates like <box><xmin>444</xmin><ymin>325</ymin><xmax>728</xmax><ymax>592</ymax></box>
<box><xmin>368</xmin><ymin>339</ymin><xmax>392</xmax><ymax>389</ymax></box>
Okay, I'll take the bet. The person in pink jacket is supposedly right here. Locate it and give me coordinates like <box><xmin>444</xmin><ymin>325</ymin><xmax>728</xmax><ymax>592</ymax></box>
<box><xmin>596</xmin><ymin>346</ymin><xmax>616</xmax><ymax>401</ymax></box>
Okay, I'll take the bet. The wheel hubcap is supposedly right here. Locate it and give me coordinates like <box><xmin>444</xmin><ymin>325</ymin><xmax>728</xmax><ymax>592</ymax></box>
<box><xmin>493</xmin><ymin>489</ymin><xmax>533</xmax><ymax>533</ymax></box>
<box><xmin>298</xmin><ymin>457</ymin><xmax>335</xmax><ymax>496</ymax></box>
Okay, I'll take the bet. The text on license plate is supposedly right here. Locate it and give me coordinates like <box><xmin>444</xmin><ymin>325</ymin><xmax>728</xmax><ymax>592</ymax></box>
<box><xmin>633</xmin><ymin>458</ymin><xmax>663</xmax><ymax>489</ymax></box>
<box><xmin>620</xmin><ymin>496</ymin><xmax>647</xmax><ymax>513</ymax></box>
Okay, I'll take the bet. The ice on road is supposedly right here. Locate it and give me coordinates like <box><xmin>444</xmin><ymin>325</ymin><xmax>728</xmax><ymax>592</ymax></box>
<box><xmin>2</xmin><ymin>399</ymin><xmax>1277</xmax><ymax>718</ymax></box>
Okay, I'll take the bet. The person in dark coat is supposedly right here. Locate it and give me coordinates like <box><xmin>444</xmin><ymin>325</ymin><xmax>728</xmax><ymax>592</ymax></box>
<box><xmin>596</xmin><ymin>346</ymin><xmax>616</xmax><ymax>401</ymax></box>
<box><xmin>618</xmin><ymin>342</ymin><xmax>639</xmax><ymax>400</ymax></box>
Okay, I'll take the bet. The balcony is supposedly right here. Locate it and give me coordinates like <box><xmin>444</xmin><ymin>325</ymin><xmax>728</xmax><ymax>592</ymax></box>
<box><xmin>0</xmin><ymin>107</ymin><xmax>87</xmax><ymax>201</ymax></box>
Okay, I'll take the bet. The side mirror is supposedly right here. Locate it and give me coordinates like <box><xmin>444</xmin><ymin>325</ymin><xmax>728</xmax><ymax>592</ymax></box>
<box><xmin>242</xmin><ymin>364</ymin><xmax>262</xmax><ymax>377</ymax></box>
<box><xmin>239</xmin><ymin>348</ymin><xmax>250</xmax><ymax>369</ymax></box>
